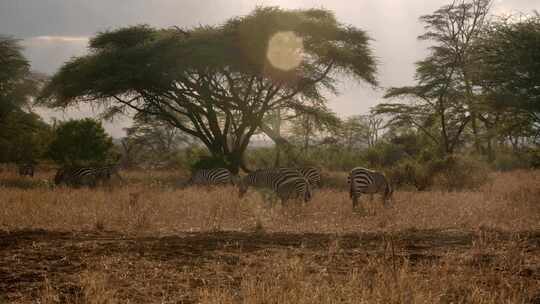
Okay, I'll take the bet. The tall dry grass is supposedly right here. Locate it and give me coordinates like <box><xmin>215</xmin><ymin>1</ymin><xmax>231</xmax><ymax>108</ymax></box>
<box><xmin>1</xmin><ymin>169</ymin><xmax>539</xmax><ymax>303</ymax></box>
<box><xmin>0</xmin><ymin>170</ymin><xmax>538</xmax><ymax>234</ymax></box>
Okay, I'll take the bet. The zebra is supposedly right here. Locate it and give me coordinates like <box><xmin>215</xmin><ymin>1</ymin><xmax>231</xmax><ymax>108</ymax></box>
<box><xmin>298</xmin><ymin>166</ymin><xmax>322</xmax><ymax>188</ymax></box>
<box><xmin>348</xmin><ymin>167</ymin><xmax>393</xmax><ymax>210</ymax></box>
<box><xmin>54</xmin><ymin>165</ymin><xmax>122</xmax><ymax>187</ymax></box>
<box><xmin>18</xmin><ymin>163</ymin><xmax>35</xmax><ymax>177</ymax></box>
<box><xmin>186</xmin><ymin>168</ymin><xmax>235</xmax><ymax>186</ymax></box>
<box><xmin>238</xmin><ymin>168</ymin><xmax>312</xmax><ymax>205</ymax></box>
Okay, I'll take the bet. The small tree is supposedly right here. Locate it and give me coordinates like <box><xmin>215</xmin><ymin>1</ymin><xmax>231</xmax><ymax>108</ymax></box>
<box><xmin>120</xmin><ymin>116</ymin><xmax>193</xmax><ymax>168</ymax></box>
<box><xmin>289</xmin><ymin>106</ymin><xmax>340</xmax><ymax>153</ymax></box>
<box><xmin>48</xmin><ymin>118</ymin><xmax>114</xmax><ymax>166</ymax></box>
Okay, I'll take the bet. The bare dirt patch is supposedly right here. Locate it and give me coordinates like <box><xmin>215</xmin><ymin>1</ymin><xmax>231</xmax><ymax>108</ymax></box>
<box><xmin>1</xmin><ymin>229</ymin><xmax>539</xmax><ymax>303</ymax></box>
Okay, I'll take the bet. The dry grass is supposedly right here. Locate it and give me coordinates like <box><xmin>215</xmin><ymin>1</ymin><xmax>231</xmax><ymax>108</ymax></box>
<box><xmin>0</xmin><ymin>169</ymin><xmax>538</xmax><ymax>234</ymax></box>
<box><xmin>0</xmin><ymin>169</ymin><xmax>539</xmax><ymax>303</ymax></box>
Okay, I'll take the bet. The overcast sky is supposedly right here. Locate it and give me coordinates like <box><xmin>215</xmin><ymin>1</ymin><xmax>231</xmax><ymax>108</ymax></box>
<box><xmin>1</xmin><ymin>0</ymin><xmax>538</xmax><ymax>137</ymax></box>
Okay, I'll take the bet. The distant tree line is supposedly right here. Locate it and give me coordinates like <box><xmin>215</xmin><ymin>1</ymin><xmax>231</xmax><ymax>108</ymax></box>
<box><xmin>0</xmin><ymin>3</ymin><xmax>538</xmax><ymax>175</ymax></box>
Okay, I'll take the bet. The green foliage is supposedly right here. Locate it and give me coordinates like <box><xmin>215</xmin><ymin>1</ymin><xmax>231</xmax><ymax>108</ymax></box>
<box><xmin>0</xmin><ymin>111</ymin><xmax>52</xmax><ymax>163</ymax></box>
<box><xmin>48</xmin><ymin>119</ymin><xmax>114</xmax><ymax>166</ymax></box>
<box><xmin>0</xmin><ymin>37</ymin><xmax>46</xmax><ymax>124</ymax></box>
<box><xmin>476</xmin><ymin>14</ymin><xmax>540</xmax><ymax>115</ymax></box>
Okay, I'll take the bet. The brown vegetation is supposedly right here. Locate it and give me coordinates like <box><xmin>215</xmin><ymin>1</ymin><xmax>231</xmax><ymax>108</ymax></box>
<box><xmin>0</xmin><ymin>169</ymin><xmax>539</xmax><ymax>303</ymax></box>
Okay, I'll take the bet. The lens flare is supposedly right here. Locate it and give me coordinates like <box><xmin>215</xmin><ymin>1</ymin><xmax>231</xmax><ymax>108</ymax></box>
<box><xmin>266</xmin><ymin>31</ymin><xmax>303</xmax><ymax>71</ymax></box>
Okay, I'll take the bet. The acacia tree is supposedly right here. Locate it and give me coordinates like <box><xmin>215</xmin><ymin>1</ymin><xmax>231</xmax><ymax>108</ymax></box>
<box><xmin>374</xmin><ymin>0</ymin><xmax>491</xmax><ymax>155</ymax></box>
<box><xmin>40</xmin><ymin>7</ymin><xmax>377</xmax><ymax>173</ymax></box>
<box><xmin>474</xmin><ymin>13</ymin><xmax>540</xmax><ymax>148</ymax></box>
<box><xmin>289</xmin><ymin>105</ymin><xmax>340</xmax><ymax>153</ymax></box>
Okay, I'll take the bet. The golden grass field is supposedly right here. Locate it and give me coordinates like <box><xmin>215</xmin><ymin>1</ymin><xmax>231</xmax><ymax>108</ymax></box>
<box><xmin>0</xmin><ymin>168</ymin><xmax>539</xmax><ymax>303</ymax></box>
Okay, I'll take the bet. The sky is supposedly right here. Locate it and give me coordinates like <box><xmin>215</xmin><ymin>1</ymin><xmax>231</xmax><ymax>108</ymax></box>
<box><xmin>1</xmin><ymin>0</ymin><xmax>538</xmax><ymax>138</ymax></box>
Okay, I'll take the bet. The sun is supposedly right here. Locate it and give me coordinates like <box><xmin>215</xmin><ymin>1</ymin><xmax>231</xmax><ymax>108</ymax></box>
<box><xmin>266</xmin><ymin>31</ymin><xmax>304</xmax><ymax>71</ymax></box>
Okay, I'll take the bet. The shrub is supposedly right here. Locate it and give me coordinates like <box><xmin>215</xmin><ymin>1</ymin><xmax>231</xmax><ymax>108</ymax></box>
<box><xmin>430</xmin><ymin>155</ymin><xmax>491</xmax><ymax>191</ymax></box>
<box><xmin>190</xmin><ymin>155</ymin><xmax>231</xmax><ymax>172</ymax></box>
<box><xmin>48</xmin><ymin>118</ymin><xmax>115</xmax><ymax>166</ymax></box>
<box><xmin>386</xmin><ymin>158</ymin><xmax>432</xmax><ymax>191</ymax></box>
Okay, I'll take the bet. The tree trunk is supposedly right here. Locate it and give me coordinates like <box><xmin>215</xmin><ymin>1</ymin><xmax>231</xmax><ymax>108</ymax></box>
<box><xmin>274</xmin><ymin>144</ymin><xmax>281</xmax><ymax>167</ymax></box>
<box><xmin>260</xmin><ymin>124</ymin><xmax>300</xmax><ymax>165</ymax></box>
<box><xmin>471</xmin><ymin>111</ymin><xmax>482</xmax><ymax>154</ymax></box>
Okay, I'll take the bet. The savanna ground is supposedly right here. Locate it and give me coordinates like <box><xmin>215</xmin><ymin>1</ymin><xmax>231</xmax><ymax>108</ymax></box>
<box><xmin>0</xmin><ymin>167</ymin><xmax>539</xmax><ymax>303</ymax></box>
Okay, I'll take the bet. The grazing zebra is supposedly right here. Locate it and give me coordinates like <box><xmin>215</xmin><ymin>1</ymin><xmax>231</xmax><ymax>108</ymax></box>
<box><xmin>298</xmin><ymin>167</ymin><xmax>322</xmax><ymax>188</ymax></box>
<box><xmin>18</xmin><ymin>163</ymin><xmax>35</xmax><ymax>177</ymax></box>
<box><xmin>187</xmin><ymin>168</ymin><xmax>235</xmax><ymax>186</ymax></box>
<box><xmin>54</xmin><ymin>165</ymin><xmax>122</xmax><ymax>187</ymax></box>
<box><xmin>238</xmin><ymin>168</ymin><xmax>312</xmax><ymax>205</ymax></box>
<box><xmin>348</xmin><ymin>167</ymin><xmax>393</xmax><ymax>210</ymax></box>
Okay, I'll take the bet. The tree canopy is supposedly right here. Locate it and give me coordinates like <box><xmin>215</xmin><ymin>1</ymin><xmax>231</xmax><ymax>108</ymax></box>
<box><xmin>0</xmin><ymin>36</ymin><xmax>51</xmax><ymax>163</ymax></box>
<box><xmin>475</xmin><ymin>13</ymin><xmax>540</xmax><ymax>122</ymax></box>
<box><xmin>39</xmin><ymin>7</ymin><xmax>377</xmax><ymax>172</ymax></box>
<box><xmin>0</xmin><ymin>36</ymin><xmax>43</xmax><ymax>126</ymax></box>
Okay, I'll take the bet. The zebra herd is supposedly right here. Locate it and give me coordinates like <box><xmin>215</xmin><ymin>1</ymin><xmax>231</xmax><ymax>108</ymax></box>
<box><xmin>189</xmin><ymin>166</ymin><xmax>392</xmax><ymax>210</ymax></box>
<box><xmin>15</xmin><ymin>163</ymin><xmax>392</xmax><ymax>210</ymax></box>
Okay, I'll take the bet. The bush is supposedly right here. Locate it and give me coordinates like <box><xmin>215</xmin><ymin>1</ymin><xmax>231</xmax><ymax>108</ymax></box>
<box><xmin>430</xmin><ymin>155</ymin><xmax>491</xmax><ymax>191</ymax></box>
<box><xmin>387</xmin><ymin>155</ymin><xmax>491</xmax><ymax>191</ymax></box>
<box><xmin>48</xmin><ymin>119</ymin><xmax>115</xmax><ymax>166</ymax></box>
<box><xmin>386</xmin><ymin>158</ymin><xmax>432</xmax><ymax>191</ymax></box>
<box><xmin>189</xmin><ymin>155</ymin><xmax>231</xmax><ymax>172</ymax></box>
<box><xmin>492</xmin><ymin>152</ymin><xmax>528</xmax><ymax>171</ymax></box>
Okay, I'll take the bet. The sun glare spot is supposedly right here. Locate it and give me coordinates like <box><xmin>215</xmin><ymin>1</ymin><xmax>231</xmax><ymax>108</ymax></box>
<box><xmin>266</xmin><ymin>31</ymin><xmax>303</xmax><ymax>71</ymax></box>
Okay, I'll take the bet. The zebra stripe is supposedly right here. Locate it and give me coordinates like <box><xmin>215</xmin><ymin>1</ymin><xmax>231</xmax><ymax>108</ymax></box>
<box><xmin>54</xmin><ymin>165</ymin><xmax>121</xmax><ymax>187</ymax></box>
<box><xmin>18</xmin><ymin>163</ymin><xmax>35</xmax><ymax>177</ymax></box>
<box><xmin>298</xmin><ymin>167</ymin><xmax>322</xmax><ymax>188</ymax></box>
<box><xmin>187</xmin><ymin>168</ymin><xmax>234</xmax><ymax>186</ymax></box>
<box><xmin>348</xmin><ymin>167</ymin><xmax>392</xmax><ymax>209</ymax></box>
<box><xmin>239</xmin><ymin>168</ymin><xmax>312</xmax><ymax>204</ymax></box>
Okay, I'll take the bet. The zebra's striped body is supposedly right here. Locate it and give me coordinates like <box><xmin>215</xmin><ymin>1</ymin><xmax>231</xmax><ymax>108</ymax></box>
<box><xmin>348</xmin><ymin>167</ymin><xmax>392</xmax><ymax>209</ymax></box>
<box><xmin>18</xmin><ymin>163</ymin><xmax>35</xmax><ymax>177</ymax></box>
<box><xmin>187</xmin><ymin>168</ymin><xmax>234</xmax><ymax>186</ymax></box>
<box><xmin>239</xmin><ymin>168</ymin><xmax>312</xmax><ymax>204</ymax></box>
<box><xmin>54</xmin><ymin>165</ymin><xmax>121</xmax><ymax>187</ymax></box>
<box><xmin>298</xmin><ymin>167</ymin><xmax>322</xmax><ymax>188</ymax></box>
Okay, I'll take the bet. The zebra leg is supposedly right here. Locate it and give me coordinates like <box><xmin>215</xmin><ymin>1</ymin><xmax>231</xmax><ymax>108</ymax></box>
<box><xmin>352</xmin><ymin>194</ymin><xmax>366</xmax><ymax>214</ymax></box>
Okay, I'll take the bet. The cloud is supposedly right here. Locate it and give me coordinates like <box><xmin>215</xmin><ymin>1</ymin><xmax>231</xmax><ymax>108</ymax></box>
<box><xmin>23</xmin><ymin>35</ymin><xmax>89</xmax><ymax>46</ymax></box>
